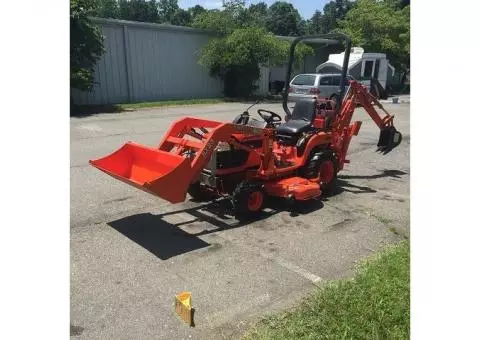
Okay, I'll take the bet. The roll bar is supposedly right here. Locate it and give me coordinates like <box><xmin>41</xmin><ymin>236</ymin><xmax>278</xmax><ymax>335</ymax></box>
<box><xmin>282</xmin><ymin>32</ymin><xmax>352</xmax><ymax>118</ymax></box>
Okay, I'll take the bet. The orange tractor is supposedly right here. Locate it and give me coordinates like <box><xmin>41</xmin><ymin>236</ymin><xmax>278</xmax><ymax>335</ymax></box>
<box><xmin>90</xmin><ymin>33</ymin><xmax>402</xmax><ymax>218</ymax></box>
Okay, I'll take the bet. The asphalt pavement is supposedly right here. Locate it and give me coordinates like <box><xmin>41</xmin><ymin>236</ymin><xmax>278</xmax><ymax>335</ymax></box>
<box><xmin>70</xmin><ymin>101</ymin><xmax>410</xmax><ymax>339</ymax></box>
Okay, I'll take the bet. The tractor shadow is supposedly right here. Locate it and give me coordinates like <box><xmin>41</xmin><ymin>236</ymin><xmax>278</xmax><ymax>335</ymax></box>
<box><xmin>108</xmin><ymin>199</ymin><xmax>279</xmax><ymax>260</ymax></box>
<box><xmin>108</xmin><ymin>169</ymin><xmax>407</xmax><ymax>260</ymax></box>
<box><xmin>107</xmin><ymin>197</ymin><xmax>316</xmax><ymax>260</ymax></box>
<box><xmin>323</xmin><ymin>169</ymin><xmax>408</xmax><ymax>198</ymax></box>
<box><xmin>338</xmin><ymin>169</ymin><xmax>407</xmax><ymax>180</ymax></box>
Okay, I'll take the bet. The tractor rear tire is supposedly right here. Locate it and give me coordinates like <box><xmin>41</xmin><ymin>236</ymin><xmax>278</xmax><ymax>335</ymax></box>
<box><xmin>300</xmin><ymin>150</ymin><xmax>338</xmax><ymax>193</ymax></box>
<box><xmin>188</xmin><ymin>182</ymin><xmax>212</xmax><ymax>202</ymax></box>
<box><xmin>231</xmin><ymin>181</ymin><xmax>265</xmax><ymax>219</ymax></box>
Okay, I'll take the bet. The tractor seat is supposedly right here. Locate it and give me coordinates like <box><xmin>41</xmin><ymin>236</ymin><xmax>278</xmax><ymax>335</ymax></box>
<box><xmin>276</xmin><ymin>99</ymin><xmax>316</xmax><ymax>144</ymax></box>
<box><xmin>275</xmin><ymin>119</ymin><xmax>312</xmax><ymax>136</ymax></box>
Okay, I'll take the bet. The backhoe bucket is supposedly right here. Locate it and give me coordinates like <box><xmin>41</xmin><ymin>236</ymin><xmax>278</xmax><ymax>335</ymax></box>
<box><xmin>377</xmin><ymin>126</ymin><xmax>402</xmax><ymax>154</ymax></box>
<box><xmin>89</xmin><ymin>141</ymin><xmax>192</xmax><ymax>203</ymax></box>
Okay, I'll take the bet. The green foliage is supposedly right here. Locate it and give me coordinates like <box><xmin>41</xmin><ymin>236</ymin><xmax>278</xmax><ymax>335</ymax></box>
<box><xmin>194</xmin><ymin>1</ymin><xmax>313</xmax><ymax>97</ymax></box>
<box><xmin>118</xmin><ymin>0</ymin><xmax>160</xmax><ymax>22</ymax></box>
<box><xmin>322</xmin><ymin>0</ymin><xmax>354</xmax><ymax>33</ymax></box>
<box><xmin>305</xmin><ymin>0</ymin><xmax>353</xmax><ymax>35</ymax></box>
<box><xmin>223</xmin><ymin>0</ymin><xmax>246</xmax><ymax>16</ymax></box>
<box><xmin>71</xmin><ymin>0</ymin><xmax>105</xmax><ymax>92</ymax></box>
<box><xmin>187</xmin><ymin>4</ymin><xmax>206</xmax><ymax>21</ymax></box>
<box><xmin>232</xmin><ymin>2</ymin><xmax>268</xmax><ymax>29</ymax></box>
<box><xmin>233</xmin><ymin>1</ymin><xmax>266</xmax><ymax>29</ymax></box>
<box><xmin>198</xmin><ymin>26</ymin><xmax>313</xmax><ymax>97</ymax></box>
<box><xmin>94</xmin><ymin>0</ymin><xmax>182</xmax><ymax>24</ymax></box>
<box><xmin>192</xmin><ymin>0</ymin><xmax>264</xmax><ymax>33</ymax></box>
<box><xmin>248</xmin><ymin>2</ymin><xmax>268</xmax><ymax>22</ymax></box>
<box><xmin>339</xmin><ymin>0</ymin><xmax>410</xmax><ymax>72</ymax></box>
<box><xmin>246</xmin><ymin>241</ymin><xmax>410</xmax><ymax>339</ymax></box>
<box><xmin>307</xmin><ymin>10</ymin><xmax>325</xmax><ymax>34</ymax></box>
<box><xmin>94</xmin><ymin>0</ymin><xmax>120</xmax><ymax>18</ymax></box>
<box><xmin>265</xmin><ymin>1</ymin><xmax>303</xmax><ymax>36</ymax></box>
<box><xmin>171</xmin><ymin>8</ymin><xmax>192</xmax><ymax>26</ymax></box>
<box><xmin>157</xmin><ymin>0</ymin><xmax>179</xmax><ymax>23</ymax></box>
<box><xmin>297</xmin><ymin>19</ymin><xmax>307</xmax><ymax>35</ymax></box>
<box><xmin>192</xmin><ymin>10</ymin><xmax>235</xmax><ymax>34</ymax></box>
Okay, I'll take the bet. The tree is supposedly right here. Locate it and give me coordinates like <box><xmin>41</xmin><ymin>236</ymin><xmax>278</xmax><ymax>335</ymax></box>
<box><xmin>237</xmin><ymin>2</ymin><xmax>267</xmax><ymax>28</ymax></box>
<box><xmin>194</xmin><ymin>1</ymin><xmax>313</xmax><ymax>97</ymax></box>
<box><xmin>248</xmin><ymin>2</ymin><xmax>268</xmax><ymax>19</ymax></box>
<box><xmin>388</xmin><ymin>0</ymin><xmax>409</xmax><ymax>9</ymax></box>
<box><xmin>297</xmin><ymin>19</ymin><xmax>307</xmax><ymax>35</ymax></box>
<box><xmin>192</xmin><ymin>1</ymin><xmax>263</xmax><ymax>31</ymax></box>
<box><xmin>307</xmin><ymin>10</ymin><xmax>325</xmax><ymax>34</ymax></box>
<box><xmin>223</xmin><ymin>0</ymin><xmax>246</xmax><ymax>17</ymax></box>
<box><xmin>171</xmin><ymin>8</ymin><xmax>192</xmax><ymax>26</ymax></box>
<box><xmin>265</xmin><ymin>1</ymin><xmax>303</xmax><ymax>36</ymax></box>
<box><xmin>188</xmin><ymin>5</ymin><xmax>206</xmax><ymax>21</ymax></box>
<box><xmin>223</xmin><ymin>0</ymin><xmax>259</xmax><ymax>29</ymax></box>
<box><xmin>192</xmin><ymin>9</ymin><xmax>236</xmax><ymax>34</ymax></box>
<box><xmin>334</xmin><ymin>0</ymin><xmax>354</xmax><ymax>20</ymax></box>
<box><xmin>118</xmin><ymin>0</ymin><xmax>160</xmax><ymax>23</ymax></box>
<box><xmin>199</xmin><ymin>27</ymin><xmax>313</xmax><ymax>97</ymax></box>
<box><xmin>71</xmin><ymin>0</ymin><xmax>105</xmax><ymax>92</ymax></box>
<box><xmin>94</xmin><ymin>0</ymin><xmax>120</xmax><ymax>18</ymax></box>
<box><xmin>158</xmin><ymin>0</ymin><xmax>179</xmax><ymax>23</ymax></box>
<box><xmin>321</xmin><ymin>0</ymin><xmax>354</xmax><ymax>33</ymax></box>
<box><xmin>339</xmin><ymin>0</ymin><xmax>410</xmax><ymax>74</ymax></box>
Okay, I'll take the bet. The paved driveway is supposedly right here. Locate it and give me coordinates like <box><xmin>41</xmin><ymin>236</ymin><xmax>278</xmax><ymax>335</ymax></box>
<box><xmin>70</xmin><ymin>101</ymin><xmax>410</xmax><ymax>339</ymax></box>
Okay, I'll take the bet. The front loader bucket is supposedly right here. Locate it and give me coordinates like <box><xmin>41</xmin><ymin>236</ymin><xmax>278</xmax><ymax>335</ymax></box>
<box><xmin>90</xmin><ymin>141</ymin><xmax>192</xmax><ymax>203</ymax></box>
<box><xmin>377</xmin><ymin>126</ymin><xmax>402</xmax><ymax>154</ymax></box>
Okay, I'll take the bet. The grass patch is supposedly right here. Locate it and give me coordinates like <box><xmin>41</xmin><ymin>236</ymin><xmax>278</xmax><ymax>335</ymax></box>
<box><xmin>245</xmin><ymin>241</ymin><xmax>410</xmax><ymax>340</ymax></box>
<box><xmin>372</xmin><ymin>213</ymin><xmax>394</xmax><ymax>225</ymax></box>
<box><xmin>117</xmin><ymin>97</ymin><xmax>226</xmax><ymax>110</ymax></box>
<box><xmin>388</xmin><ymin>227</ymin><xmax>409</xmax><ymax>240</ymax></box>
<box><xmin>71</xmin><ymin>98</ymin><xmax>227</xmax><ymax>116</ymax></box>
<box><xmin>71</xmin><ymin>95</ymin><xmax>285</xmax><ymax>116</ymax></box>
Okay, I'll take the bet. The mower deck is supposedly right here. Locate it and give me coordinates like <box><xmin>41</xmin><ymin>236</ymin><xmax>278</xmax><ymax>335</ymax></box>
<box><xmin>264</xmin><ymin>177</ymin><xmax>321</xmax><ymax>201</ymax></box>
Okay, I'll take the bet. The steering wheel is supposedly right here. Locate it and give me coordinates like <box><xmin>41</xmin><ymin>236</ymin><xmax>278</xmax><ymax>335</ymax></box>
<box><xmin>257</xmin><ymin>109</ymin><xmax>282</xmax><ymax>127</ymax></box>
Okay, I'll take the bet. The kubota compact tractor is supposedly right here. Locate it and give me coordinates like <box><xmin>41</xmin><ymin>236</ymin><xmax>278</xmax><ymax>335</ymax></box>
<box><xmin>90</xmin><ymin>33</ymin><xmax>402</xmax><ymax>219</ymax></box>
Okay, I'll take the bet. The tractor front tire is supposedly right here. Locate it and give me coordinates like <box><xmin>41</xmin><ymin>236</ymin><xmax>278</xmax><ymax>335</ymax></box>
<box><xmin>231</xmin><ymin>181</ymin><xmax>265</xmax><ymax>219</ymax></box>
<box><xmin>300</xmin><ymin>150</ymin><xmax>338</xmax><ymax>193</ymax></box>
<box><xmin>188</xmin><ymin>182</ymin><xmax>212</xmax><ymax>202</ymax></box>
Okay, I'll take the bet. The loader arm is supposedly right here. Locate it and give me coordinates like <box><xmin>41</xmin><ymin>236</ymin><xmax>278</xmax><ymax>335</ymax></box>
<box><xmin>331</xmin><ymin>80</ymin><xmax>403</xmax><ymax>170</ymax></box>
<box><xmin>157</xmin><ymin>117</ymin><xmax>271</xmax><ymax>176</ymax></box>
<box><xmin>90</xmin><ymin>117</ymin><xmax>270</xmax><ymax>203</ymax></box>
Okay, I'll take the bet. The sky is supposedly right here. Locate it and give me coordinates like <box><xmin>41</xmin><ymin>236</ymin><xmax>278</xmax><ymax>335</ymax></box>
<box><xmin>178</xmin><ymin>0</ymin><xmax>329</xmax><ymax>20</ymax></box>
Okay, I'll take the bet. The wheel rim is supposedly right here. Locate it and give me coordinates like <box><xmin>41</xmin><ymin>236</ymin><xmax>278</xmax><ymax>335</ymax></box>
<box><xmin>319</xmin><ymin>160</ymin><xmax>335</xmax><ymax>184</ymax></box>
<box><xmin>247</xmin><ymin>191</ymin><xmax>263</xmax><ymax>211</ymax></box>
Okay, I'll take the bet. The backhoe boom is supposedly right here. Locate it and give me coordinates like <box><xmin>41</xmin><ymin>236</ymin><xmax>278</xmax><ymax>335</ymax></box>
<box><xmin>333</xmin><ymin>81</ymin><xmax>402</xmax><ymax>161</ymax></box>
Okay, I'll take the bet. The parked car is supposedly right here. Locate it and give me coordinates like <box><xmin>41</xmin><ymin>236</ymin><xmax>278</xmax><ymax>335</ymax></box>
<box><xmin>288</xmin><ymin>73</ymin><xmax>355</xmax><ymax>103</ymax></box>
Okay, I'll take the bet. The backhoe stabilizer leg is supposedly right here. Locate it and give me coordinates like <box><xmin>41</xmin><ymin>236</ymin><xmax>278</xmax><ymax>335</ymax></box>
<box><xmin>377</xmin><ymin>126</ymin><xmax>402</xmax><ymax>154</ymax></box>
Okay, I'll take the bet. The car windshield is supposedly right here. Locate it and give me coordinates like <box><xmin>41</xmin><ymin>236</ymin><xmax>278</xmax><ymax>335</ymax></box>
<box><xmin>332</xmin><ymin>75</ymin><xmax>354</xmax><ymax>86</ymax></box>
<box><xmin>291</xmin><ymin>75</ymin><xmax>316</xmax><ymax>86</ymax></box>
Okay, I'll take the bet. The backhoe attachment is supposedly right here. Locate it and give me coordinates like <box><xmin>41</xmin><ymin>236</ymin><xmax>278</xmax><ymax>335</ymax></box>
<box><xmin>338</xmin><ymin>80</ymin><xmax>403</xmax><ymax>155</ymax></box>
<box><xmin>377</xmin><ymin>126</ymin><xmax>402</xmax><ymax>154</ymax></box>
